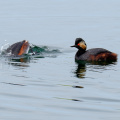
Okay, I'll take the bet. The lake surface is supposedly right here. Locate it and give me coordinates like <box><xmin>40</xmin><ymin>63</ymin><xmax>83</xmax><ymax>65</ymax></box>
<box><xmin>0</xmin><ymin>0</ymin><xmax>120</xmax><ymax>120</ymax></box>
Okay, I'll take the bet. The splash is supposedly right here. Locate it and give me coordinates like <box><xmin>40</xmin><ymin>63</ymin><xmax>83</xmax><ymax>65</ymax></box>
<box><xmin>0</xmin><ymin>40</ymin><xmax>11</xmax><ymax>55</ymax></box>
<box><xmin>0</xmin><ymin>43</ymin><xmax>61</xmax><ymax>62</ymax></box>
<box><xmin>29</xmin><ymin>44</ymin><xmax>61</xmax><ymax>57</ymax></box>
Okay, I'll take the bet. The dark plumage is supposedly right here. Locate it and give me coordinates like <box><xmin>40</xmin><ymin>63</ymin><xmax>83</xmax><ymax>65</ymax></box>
<box><xmin>71</xmin><ymin>38</ymin><xmax>117</xmax><ymax>61</ymax></box>
<box><xmin>6</xmin><ymin>40</ymin><xmax>30</xmax><ymax>56</ymax></box>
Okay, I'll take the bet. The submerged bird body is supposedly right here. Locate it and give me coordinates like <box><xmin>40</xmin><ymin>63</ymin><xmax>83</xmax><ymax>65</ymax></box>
<box><xmin>6</xmin><ymin>40</ymin><xmax>30</xmax><ymax>56</ymax></box>
<box><xmin>71</xmin><ymin>38</ymin><xmax>117</xmax><ymax>62</ymax></box>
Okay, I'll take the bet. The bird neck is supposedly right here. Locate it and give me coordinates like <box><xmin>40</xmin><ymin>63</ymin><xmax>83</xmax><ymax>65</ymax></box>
<box><xmin>76</xmin><ymin>48</ymin><xmax>86</xmax><ymax>56</ymax></box>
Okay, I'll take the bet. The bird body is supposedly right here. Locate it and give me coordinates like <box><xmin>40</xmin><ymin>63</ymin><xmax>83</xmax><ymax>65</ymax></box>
<box><xmin>71</xmin><ymin>38</ymin><xmax>117</xmax><ymax>62</ymax></box>
<box><xmin>6</xmin><ymin>40</ymin><xmax>30</xmax><ymax>56</ymax></box>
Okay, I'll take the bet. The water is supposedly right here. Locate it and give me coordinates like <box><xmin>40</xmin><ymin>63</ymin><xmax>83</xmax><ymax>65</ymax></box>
<box><xmin>0</xmin><ymin>0</ymin><xmax>120</xmax><ymax>120</ymax></box>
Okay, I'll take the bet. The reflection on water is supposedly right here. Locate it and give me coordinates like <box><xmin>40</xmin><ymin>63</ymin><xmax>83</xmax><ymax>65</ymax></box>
<box><xmin>11</xmin><ymin>57</ymin><xmax>31</xmax><ymax>63</ymax></box>
<box><xmin>9</xmin><ymin>62</ymin><xmax>30</xmax><ymax>68</ymax></box>
<box><xmin>75</xmin><ymin>60</ymin><xmax>117</xmax><ymax>79</ymax></box>
<box><xmin>75</xmin><ymin>63</ymin><xmax>86</xmax><ymax>78</ymax></box>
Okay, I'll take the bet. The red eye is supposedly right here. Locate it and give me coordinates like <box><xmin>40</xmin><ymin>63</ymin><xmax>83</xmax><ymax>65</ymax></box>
<box><xmin>77</xmin><ymin>43</ymin><xmax>80</xmax><ymax>46</ymax></box>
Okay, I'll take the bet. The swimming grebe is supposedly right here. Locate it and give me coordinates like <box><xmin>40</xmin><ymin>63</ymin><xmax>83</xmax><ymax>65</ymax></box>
<box><xmin>71</xmin><ymin>38</ymin><xmax>117</xmax><ymax>61</ymax></box>
<box><xmin>6</xmin><ymin>40</ymin><xmax>30</xmax><ymax>56</ymax></box>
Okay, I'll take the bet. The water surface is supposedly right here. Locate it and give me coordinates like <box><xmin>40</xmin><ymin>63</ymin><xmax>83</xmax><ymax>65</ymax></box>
<box><xmin>0</xmin><ymin>0</ymin><xmax>120</xmax><ymax>120</ymax></box>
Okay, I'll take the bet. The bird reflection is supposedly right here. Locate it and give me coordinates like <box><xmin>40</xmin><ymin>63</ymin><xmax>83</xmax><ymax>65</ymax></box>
<box><xmin>75</xmin><ymin>60</ymin><xmax>117</xmax><ymax>79</ymax></box>
<box><xmin>11</xmin><ymin>57</ymin><xmax>31</xmax><ymax>63</ymax></box>
<box><xmin>75</xmin><ymin>61</ymin><xmax>86</xmax><ymax>78</ymax></box>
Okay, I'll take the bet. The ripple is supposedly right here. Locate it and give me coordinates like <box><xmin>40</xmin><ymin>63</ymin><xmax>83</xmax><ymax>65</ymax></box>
<box><xmin>0</xmin><ymin>92</ymin><xmax>41</xmax><ymax>100</ymax></box>
<box><xmin>1</xmin><ymin>82</ymin><xmax>26</xmax><ymax>86</ymax></box>
<box><xmin>55</xmin><ymin>97</ymin><xmax>82</xmax><ymax>102</ymax></box>
<box><xmin>81</xmin><ymin>97</ymin><xmax>120</xmax><ymax>103</ymax></box>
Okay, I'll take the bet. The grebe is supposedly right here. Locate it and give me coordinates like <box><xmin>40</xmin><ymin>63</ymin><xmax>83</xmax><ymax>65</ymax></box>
<box><xmin>6</xmin><ymin>40</ymin><xmax>30</xmax><ymax>56</ymax></box>
<box><xmin>71</xmin><ymin>38</ymin><xmax>117</xmax><ymax>61</ymax></box>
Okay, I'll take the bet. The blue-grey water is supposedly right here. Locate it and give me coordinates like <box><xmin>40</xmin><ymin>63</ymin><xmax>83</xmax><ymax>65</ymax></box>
<box><xmin>0</xmin><ymin>0</ymin><xmax>120</xmax><ymax>120</ymax></box>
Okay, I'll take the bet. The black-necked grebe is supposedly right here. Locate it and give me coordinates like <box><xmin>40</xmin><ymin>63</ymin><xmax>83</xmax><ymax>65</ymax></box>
<box><xmin>71</xmin><ymin>38</ymin><xmax>117</xmax><ymax>61</ymax></box>
<box><xmin>6</xmin><ymin>40</ymin><xmax>30</xmax><ymax>56</ymax></box>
